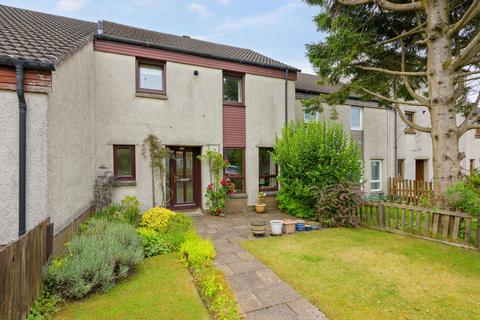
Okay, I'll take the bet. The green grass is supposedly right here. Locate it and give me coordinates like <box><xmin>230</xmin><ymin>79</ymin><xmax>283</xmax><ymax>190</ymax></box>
<box><xmin>54</xmin><ymin>253</ymin><xmax>209</xmax><ymax>320</ymax></box>
<box><xmin>242</xmin><ymin>228</ymin><xmax>480</xmax><ymax>320</ymax></box>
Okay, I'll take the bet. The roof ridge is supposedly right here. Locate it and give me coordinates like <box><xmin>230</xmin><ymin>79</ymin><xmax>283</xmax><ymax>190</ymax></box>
<box><xmin>0</xmin><ymin>4</ymin><xmax>94</xmax><ymax>25</ymax></box>
<box><xmin>103</xmin><ymin>20</ymin><xmax>251</xmax><ymax>51</ymax></box>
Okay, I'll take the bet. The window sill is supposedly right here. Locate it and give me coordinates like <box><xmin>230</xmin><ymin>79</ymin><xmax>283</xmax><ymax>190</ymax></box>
<box><xmin>228</xmin><ymin>192</ymin><xmax>248</xmax><ymax>199</ymax></box>
<box><xmin>136</xmin><ymin>92</ymin><xmax>167</xmax><ymax>100</ymax></box>
<box><xmin>223</xmin><ymin>102</ymin><xmax>245</xmax><ymax>107</ymax></box>
<box><xmin>263</xmin><ymin>190</ymin><xmax>278</xmax><ymax>196</ymax></box>
<box><xmin>351</xmin><ymin>128</ymin><xmax>363</xmax><ymax>131</ymax></box>
<box><xmin>115</xmin><ymin>180</ymin><xmax>137</xmax><ymax>187</ymax></box>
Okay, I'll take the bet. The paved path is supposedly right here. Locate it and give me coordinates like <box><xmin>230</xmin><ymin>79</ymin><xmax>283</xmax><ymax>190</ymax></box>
<box><xmin>193</xmin><ymin>211</ymin><xmax>328</xmax><ymax>320</ymax></box>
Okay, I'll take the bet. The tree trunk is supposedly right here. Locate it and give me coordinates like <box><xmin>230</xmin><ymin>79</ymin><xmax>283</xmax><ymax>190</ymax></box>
<box><xmin>426</xmin><ymin>0</ymin><xmax>461</xmax><ymax>205</ymax></box>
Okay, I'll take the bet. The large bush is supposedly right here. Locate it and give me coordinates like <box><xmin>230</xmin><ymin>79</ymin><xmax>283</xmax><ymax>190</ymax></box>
<box><xmin>273</xmin><ymin>120</ymin><xmax>362</xmax><ymax>219</ymax></box>
<box><xmin>43</xmin><ymin>219</ymin><xmax>143</xmax><ymax>299</ymax></box>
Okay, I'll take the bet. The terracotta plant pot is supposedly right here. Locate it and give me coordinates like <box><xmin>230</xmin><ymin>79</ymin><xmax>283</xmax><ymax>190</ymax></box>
<box><xmin>270</xmin><ymin>220</ymin><xmax>283</xmax><ymax>235</ymax></box>
<box><xmin>282</xmin><ymin>219</ymin><xmax>296</xmax><ymax>234</ymax></box>
<box><xmin>251</xmin><ymin>221</ymin><xmax>267</xmax><ymax>237</ymax></box>
<box><xmin>255</xmin><ymin>203</ymin><xmax>266</xmax><ymax>213</ymax></box>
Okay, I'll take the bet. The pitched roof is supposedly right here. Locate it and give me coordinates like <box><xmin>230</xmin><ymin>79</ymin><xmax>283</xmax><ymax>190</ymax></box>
<box><xmin>0</xmin><ymin>5</ymin><xmax>96</xmax><ymax>67</ymax></box>
<box><xmin>99</xmin><ymin>21</ymin><xmax>298</xmax><ymax>71</ymax></box>
<box><xmin>0</xmin><ymin>5</ymin><xmax>298</xmax><ymax>72</ymax></box>
<box><xmin>295</xmin><ymin>72</ymin><xmax>344</xmax><ymax>94</ymax></box>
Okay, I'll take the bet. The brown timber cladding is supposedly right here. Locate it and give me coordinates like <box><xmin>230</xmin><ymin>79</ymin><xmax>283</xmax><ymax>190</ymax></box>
<box><xmin>223</xmin><ymin>105</ymin><xmax>246</xmax><ymax>147</ymax></box>
<box><xmin>0</xmin><ymin>67</ymin><xmax>52</xmax><ymax>93</ymax></box>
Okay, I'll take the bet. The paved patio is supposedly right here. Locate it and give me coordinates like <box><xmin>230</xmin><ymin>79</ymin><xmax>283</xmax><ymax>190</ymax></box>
<box><xmin>193</xmin><ymin>211</ymin><xmax>328</xmax><ymax>320</ymax></box>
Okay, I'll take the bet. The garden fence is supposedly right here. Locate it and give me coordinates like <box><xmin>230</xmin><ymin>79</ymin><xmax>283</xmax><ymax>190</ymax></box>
<box><xmin>356</xmin><ymin>202</ymin><xmax>480</xmax><ymax>249</ymax></box>
<box><xmin>387</xmin><ymin>177</ymin><xmax>433</xmax><ymax>205</ymax></box>
<box><xmin>0</xmin><ymin>219</ymin><xmax>53</xmax><ymax>320</ymax></box>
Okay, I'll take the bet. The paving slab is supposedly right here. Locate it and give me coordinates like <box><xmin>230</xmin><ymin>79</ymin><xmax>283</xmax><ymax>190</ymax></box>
<box><xmin>194</xmin><ymin>211</ymin><xmax>329</xmax><ymax>320</ymax></box>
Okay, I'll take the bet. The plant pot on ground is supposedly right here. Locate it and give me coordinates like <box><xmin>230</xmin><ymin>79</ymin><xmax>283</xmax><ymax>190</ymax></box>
<box><xmin>251</xmin><ymin>221</ymin><xmax>267</xmax><ymax>237</ymax></box>
<box><xmin>255</xmin><ymin>192</ymin><xmax>267</xmax><ymax>213</ymax></box>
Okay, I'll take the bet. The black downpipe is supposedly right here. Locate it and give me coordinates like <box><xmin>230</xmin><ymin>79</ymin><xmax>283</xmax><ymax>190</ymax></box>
<box><xmin>284</xmin><ymin>69</ymin><xmax>289</xmax><ymax>124</ymax></box>
<box><xmin>16</xmin><ymin>63</ymin><xmax>27</xmax><ymax>236</ymax></box>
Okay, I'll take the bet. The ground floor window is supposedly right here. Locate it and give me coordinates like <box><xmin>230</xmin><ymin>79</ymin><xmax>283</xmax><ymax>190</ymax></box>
<box><xmin>224</xmin><ymin>148</ymin><xmax>245</xmax><ymax>192</ymax></box>
<box><xmin>259</xmin><ymin>148</ymin><xmax>278</xmax><ymax>191</ymax></box>
<box><xmin>113</xmin><ymin>145</ymin><xmax>136</xmax><ymax>180</ymax></box>
<box><xmin>370</xmin><ymin>160</ymin><xmax>381</xmax><ymax>192</ymax></box>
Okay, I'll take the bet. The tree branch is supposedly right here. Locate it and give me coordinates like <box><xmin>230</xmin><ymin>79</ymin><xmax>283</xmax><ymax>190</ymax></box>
<box><xmin>392</xmin><ymin>102</ymin><xmax>432</xmax><ymax>133</ymax></box>
<box><xmin>451</xmin><ymin>29</ymin><xmax>480</xmax><ymax>70</ymax></box>
<box><xmin>448</xmin><ymin>2</ymin><xmax>480</xmax><ymax>38</ymax></box>
<box><xmin>400</xmin><ymin>41</ymin><xmax>430</xmax><ymax>105</ymax></box>
<box><xmin>374</xmin><ymin>22</ymin><xmax>426</xmax><ymax>47</ymax></box>
<box><xmin>361</xmin><ymin>87</ymin><xmax>426</xmax><ymax>106</ymax></box>
<box><xmin>354</xmin><ymin>65</ymin><xmax>427</xmax><ymax>76</ymax></box>
<box><xmin>458</xmin><ymin>91</ymin><xmax>480</xmax><ymax>135</ymax></box>
<box><xmin>337</xmin><ymin>0</ymin><xmax>424</xmax><ymax>12</ymax></box>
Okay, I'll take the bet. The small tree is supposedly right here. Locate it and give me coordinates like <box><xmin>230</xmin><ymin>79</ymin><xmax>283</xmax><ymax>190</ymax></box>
<box><xmin>273</xmin><ymin>120</ymin><xmax>362</xmax><ymax>219</ymax></box>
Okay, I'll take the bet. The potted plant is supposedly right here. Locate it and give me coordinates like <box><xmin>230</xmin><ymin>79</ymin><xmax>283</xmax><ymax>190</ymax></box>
<box><xmin>255</xmin><ymin>192</ymin><xmax>267</xmax><ymax>213</ymax></box>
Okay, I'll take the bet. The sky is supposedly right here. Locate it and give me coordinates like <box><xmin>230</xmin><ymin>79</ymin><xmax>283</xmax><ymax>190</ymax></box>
<box><xmin>1</xmin><ymin>0</ymin><xmax>325</xmax><ymax>73</ymax></box>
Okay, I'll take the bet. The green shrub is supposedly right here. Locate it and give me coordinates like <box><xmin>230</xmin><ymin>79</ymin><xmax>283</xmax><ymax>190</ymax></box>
<box><xmin>27</xmin><ymin>291</ymin><xmax>63</xmax><ymax>320</ymax></box>
<box><xmin>43</xmin><ymin>219</ymin><xmax>143</xmax><ymax>299</ymax></box>
<box><xmin>446</xmin><ymin>181</ymin><xmax>480</xmax><ymax>215</ymax></box>
<box><xmin>136</xmin><ymin>227</ymin><xmax>175</xmax><ymax>257</ymax></box>
<box><xmin>273</xmin><ymin>121</ymin><xmax>362</xmax><ymax>219</ymax></box>
<box><xmin>137</xmin><ymin>211</ymin><xmax>193</xmax><ymax>257</ymax></box>
<box><xmin>315</xmin><ymin>182</ymin><xmax>363</xmax><ymax>227</ymax></box>
<box><xmin>180</xmin><ymin>233</ymin><xmax>216</xmax><ymax>273</ymax></box>
<box><xmin>196</xmin><ymin>267</ymin><xmax>240</xmax><ymax>320</ymax></box>
<box><xmin>139</xmin><ymin>207</ymin><xmax>176</xmax><ymax>231</ymax></box>
<box><xmin>95</xmin><ymin>195</ymin><xmax>141</xmax><ymax>225</ymax></box>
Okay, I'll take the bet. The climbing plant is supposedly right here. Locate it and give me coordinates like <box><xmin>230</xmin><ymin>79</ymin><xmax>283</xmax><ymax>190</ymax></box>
<box><xmin>198</xmin><ymin>149</ymin><xmax>234</xmax><ymax>215</ymax></box>
<box><xmin>142</xmin><ymin>134</ymin><xmax>173</xmax><ymax>207</ymax></box>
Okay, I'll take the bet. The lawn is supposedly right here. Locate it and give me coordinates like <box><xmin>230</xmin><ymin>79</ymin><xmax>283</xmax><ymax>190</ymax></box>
<box><xmin>54</xmin><ymin>253</ymin><xmax>209</xmax><ymax>320</ymax></box>
<box><xmin>242</xmin><ymin>228</ymin><xmax>480</xmax><ymax>320</ymax></box>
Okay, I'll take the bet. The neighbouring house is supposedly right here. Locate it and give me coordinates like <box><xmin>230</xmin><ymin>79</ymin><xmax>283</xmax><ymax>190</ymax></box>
<box><xmin>295</xmin><ymin>72</ymin><xmax>480</xmax><ymax>193</ymax></box>
<box><xmin>0</xmin><ymin>4</ymin><xmax>297</xmax><ymax>245</ymax></box>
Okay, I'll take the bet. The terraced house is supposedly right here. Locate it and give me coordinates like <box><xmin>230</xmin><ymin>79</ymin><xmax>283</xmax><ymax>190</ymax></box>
<box><xmin>295</xmin><ymin>73</ymin><xmax>480</xmax><ymax>193</ymax></box>
<box><xmin>1</xmin><ymin>4</ymin><xmax>479</xmax><ymax>246</ymax></box>
<box><xmin>0</xmin><ymin>4</ymin><xmax>298</xmax><ymax>245</ymax></box>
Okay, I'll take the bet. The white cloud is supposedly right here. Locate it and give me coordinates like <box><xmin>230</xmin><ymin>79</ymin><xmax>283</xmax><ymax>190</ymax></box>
<box><xmin>56</xmin><ymin>0</ymin><xmax>88</xmax><ymax>12</ymax></box>
<box><xmin>188</xmin><ymin>3</ymin><xmax>213</xmax><ymax>17</ymax></box>
<box><xmin>218</xmin><ymin>1</ymin><xmax>301</xmax><ymax>31</ymax></box>
<box><xmin>218</xmin><ymin>0</ymin><xmax>231</xmax><ymax>5</ymax></box>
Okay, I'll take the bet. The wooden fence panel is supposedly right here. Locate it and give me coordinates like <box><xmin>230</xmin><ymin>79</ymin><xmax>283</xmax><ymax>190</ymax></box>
<box><xmin>388</xmin><ymin>177</ymin><xmax>433</xmax><ymax>204</ymax></box>
<box><xmin>0</xmin><ymin>220</ymin><xmax>52</xmax><ymax>320</ymax></box>
<box><xmin>356</xmin><ymin>202</ymin><xmax>478</xmax><ymax>249</ymax></box>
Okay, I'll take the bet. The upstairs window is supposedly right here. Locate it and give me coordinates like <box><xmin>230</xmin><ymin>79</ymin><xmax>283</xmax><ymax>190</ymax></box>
<box><xmin>136</xmin><ymin>60</ymin><xmax>165</xmax><ymax>94</ymax></box>
<box><xmin>304</xmin><ymin>111</ymin><xmax>318</xmax><ymax>123</ymax></box>
<box><xmin>350</xmin><ymin>107</ymin><xmax>362</xmax><ymax>130</ymax></box>
<box><xmin>223</xmin><ymin>73</ymin><xmax>243</xmax><ymax>104</ymax></box>
<box><xmin>114</xmin><ymin>145</ymin><xmax>136</xmax><ymax>181</ymax></box>
<box><xmin>259</xmin><ymin>148</ymin><xmax>278</xmax><ymax>191</ymax></box>
<box><xmin>404</xmin><ymin>111</ymin><xmax>416</xmax><ymax>134</ymax></box>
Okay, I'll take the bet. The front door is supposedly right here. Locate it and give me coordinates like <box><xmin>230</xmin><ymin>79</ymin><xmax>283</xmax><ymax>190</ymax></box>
<box><xmin>168</xmin><ymin>147</ymin><xmax>201</xmax><ymax>210</ymax></box>
<box><xmin>415</xmin><ymin>159</ymin><xmax>425</xmax><ymax>181</ymax></box>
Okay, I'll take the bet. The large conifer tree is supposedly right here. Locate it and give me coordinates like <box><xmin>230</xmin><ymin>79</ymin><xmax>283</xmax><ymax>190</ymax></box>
<box><xmin>305</xmin><ymin>0</ymin><xmax>480</xmax><ymax>203</ymax></box>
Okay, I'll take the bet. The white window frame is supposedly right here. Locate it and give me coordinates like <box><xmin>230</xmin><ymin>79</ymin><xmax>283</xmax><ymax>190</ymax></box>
<box><xmin>303</xmin><ymin>110</ymin><xmax>318</xmax><ymax>123</ymax></box>
<box><xmin>370</xmin><ymin>160</ymin><xmax>382</xmax><ymax>192</ymax></box>
<box><xmin>350</xmin><ymin>107</ymin><xmax>363</xmax><ymax>130</ymax></box>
